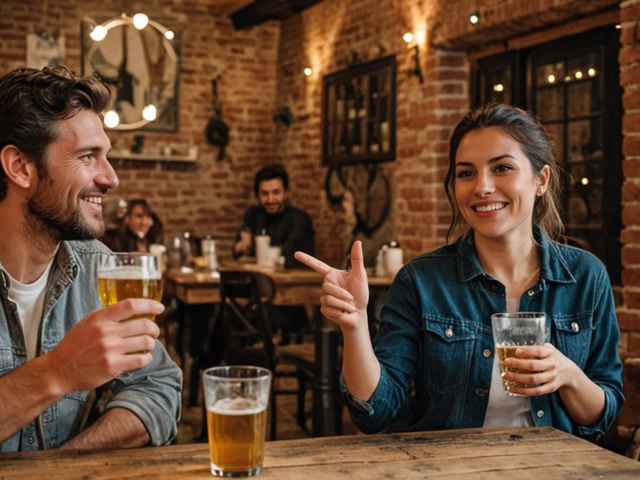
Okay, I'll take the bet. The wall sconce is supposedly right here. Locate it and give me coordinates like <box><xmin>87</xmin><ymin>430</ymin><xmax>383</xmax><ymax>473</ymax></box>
<box><xmin>403</xmin><ymin>32</ymin><xmax>424</xmax><ymax>84</ymax></box>
<box><xmin>469</xmin><ymin>11</ymin><xmax>480</xmax><ymax>25</ymax></box>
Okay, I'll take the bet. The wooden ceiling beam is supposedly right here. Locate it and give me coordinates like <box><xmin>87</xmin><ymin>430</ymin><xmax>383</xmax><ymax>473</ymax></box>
<box><xmin>231</xmin><ymin>0</ymin><xmax>323</xmax><ymax>30</ymax></box>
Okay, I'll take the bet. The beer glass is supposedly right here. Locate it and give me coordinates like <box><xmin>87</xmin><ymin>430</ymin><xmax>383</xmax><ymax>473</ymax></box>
<box><xmin>491</xmin><ymin>312</ymin><xmax>547</xmax><ymax>396</ymax></box>
<box><xmin>203</xmin><ymin>366</ymin><xmax>272</xmax><ymax>477</ymax></box>
<box><xmin>97</xmin><ymin>252</ymin><xmax>163</xmax><ymax>321</ymax></box>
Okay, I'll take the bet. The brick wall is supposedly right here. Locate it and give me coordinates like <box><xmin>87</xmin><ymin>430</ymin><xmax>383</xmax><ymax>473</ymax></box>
<box><xmin>0</xmin><ymin>0</ymin><xmax>280</xmax><ymax>256</ymax></box>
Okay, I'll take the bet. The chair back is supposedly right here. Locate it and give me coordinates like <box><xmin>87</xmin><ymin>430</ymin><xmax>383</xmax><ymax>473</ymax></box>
<box><xmin>218</xmin><ymin>270</ymin><xmax>277</xmax><ymax>369</ymax></box>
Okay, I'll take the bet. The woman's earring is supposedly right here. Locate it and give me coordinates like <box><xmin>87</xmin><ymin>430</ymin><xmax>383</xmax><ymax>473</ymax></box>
<box><xmin>538</xmin><ymin>186</ymin><xmax>546</xmax><ymax>196</ymax></box>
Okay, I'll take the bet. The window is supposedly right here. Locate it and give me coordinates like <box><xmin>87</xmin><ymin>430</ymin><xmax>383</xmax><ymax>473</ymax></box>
<box><xmin>472</xmin><ymin>26</ymin><xmax>622</xmax><ymax>284</ymax></box>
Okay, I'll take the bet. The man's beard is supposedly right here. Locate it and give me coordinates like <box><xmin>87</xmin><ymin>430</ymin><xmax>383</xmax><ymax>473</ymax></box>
<box><xmin>27</xmin><ymin>177</ymin><xmax>106</xmax><ymax>242</ymax></box>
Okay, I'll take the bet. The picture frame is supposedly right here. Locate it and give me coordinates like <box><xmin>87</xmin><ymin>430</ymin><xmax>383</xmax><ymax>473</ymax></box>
<box><xmin>322</xmin><ymin>55</ymin><xmax>396</xmax><ymax>165</ymax></box>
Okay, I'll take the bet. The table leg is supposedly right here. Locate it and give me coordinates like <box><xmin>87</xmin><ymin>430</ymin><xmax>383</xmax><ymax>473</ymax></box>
<box><xmin>312</xmin><ymin>314</ymin><xmax>339</xmax><ymax>436</ymax></box>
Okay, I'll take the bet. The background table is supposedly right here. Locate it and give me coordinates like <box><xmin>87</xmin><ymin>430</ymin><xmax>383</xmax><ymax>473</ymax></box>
<box><xmin>2</xmin><ymin>427</ymin><xmax>640</xmax><ymax>478</ymax></box>
<box><xmin>164</xmin><ymin>265</ymin><xmax>393</xmax><ymax>436</ymax></box>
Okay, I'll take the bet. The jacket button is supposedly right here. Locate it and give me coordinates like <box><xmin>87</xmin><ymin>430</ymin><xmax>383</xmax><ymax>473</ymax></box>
<box><xmin>571</xmin><ymin>322</ymin><xmax>579</xmax><ymax>332</ymax></box>
<box><xmin>445</xmin><ymin>328</ymin><xmax>453</xmax><ymax>338</ymax></box>
<box><xmin>28</xmin><ymin>436</ymin><xmax>35</xmax><ymax>444</ymax></box>
<box><xmin>536</xmin><ymin>410</ymin><xmax>545</xmax><ymax>418</ymax></box>
<box><xmin>527</xmin><ymin>290</ymin><xmax>535</xmax><ymax>296</ymax></box>
<box><xmin>483</xmin><ymin>349</ymin><xmax>492</xmax><ymax>358</ymax></box>
<box><xmin>475</xmin><ymin>388</ymin><xmax>488</xmax><ymax>397</ymax></box>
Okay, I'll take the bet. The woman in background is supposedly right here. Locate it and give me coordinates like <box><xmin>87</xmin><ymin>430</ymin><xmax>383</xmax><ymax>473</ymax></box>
<box><xmin>103</xmin><ymin>199</ymin><xmax>163</xmax><ymax>253</ymax></box>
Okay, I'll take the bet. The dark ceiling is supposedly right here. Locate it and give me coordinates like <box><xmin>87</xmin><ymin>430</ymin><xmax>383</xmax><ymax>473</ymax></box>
<box><xmin>229</xmin><ymin>0</ymin><xmax>323</xmax><ymax>30</ymax></box>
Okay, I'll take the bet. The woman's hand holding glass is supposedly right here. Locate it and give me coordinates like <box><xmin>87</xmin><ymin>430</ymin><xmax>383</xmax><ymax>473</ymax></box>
<box><xmin>294</xmin><ymin>241</ymin><xmax>369</xmax><ymax>332</ymax></box>
<box><xmin>500</xmin><ymin>343</ymin><xmax>579</xmax><ymax>397</ymax></box>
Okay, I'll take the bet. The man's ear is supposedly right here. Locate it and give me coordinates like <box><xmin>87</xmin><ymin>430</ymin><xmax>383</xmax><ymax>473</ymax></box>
<box><xmin>0</xmin><ymin>145</ymin><xmax>36</xmax><ymax>189</ymax></box>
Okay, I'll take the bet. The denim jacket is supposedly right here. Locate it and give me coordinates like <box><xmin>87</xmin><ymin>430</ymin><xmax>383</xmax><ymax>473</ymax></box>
<box><xmin>342</xmin><ymin>229</ymin><xmax>624</xmax><ymax>438</ymax></box>
<box><xmin>0</xmin><ymin>240</ymin><xmax>182</xmax><ymax>451</ymax></box>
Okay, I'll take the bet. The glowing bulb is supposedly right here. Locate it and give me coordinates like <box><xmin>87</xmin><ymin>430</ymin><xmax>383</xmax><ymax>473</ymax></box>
<box><xmin>104</xmin><ymin>110</ymin><xmax>120</xmax><ymax>128</ymax></box>
<box><xmin>581</xmin><ymin>177</ymin><xmax>589</xmax><ymax>186</ymax></box>
<box><xmin>469</xmin><ymin>13</ymin><xmax>479</xmax><ymax>25</ymax></box>
<box><xmin>165</xmin><ymin>30</ymin><xmax>175</xmax><ymax>40</ymax></box>
<box><xmin>588</xmin><ymin>68</ymin><xmax>596</xmax><ymax>76</ymax></box>
<box><xmin>548</xmin><ymin>74</ymin><xmax>556</xmax><ymax>83</ymax></box>
<box><xmin>493</xmin><ymin>84</ymin><xmax>504</xmax><ymax>92</ymax></box>
<box><xmin>303</xmin><ymin>67</ymin><xmax>312</xmax><ymax>76</ymax></box>
<box><xmin>403</xmin><ymin>32</ymin><xmax>414</xmax><ymax>44</ymax></box>
<box><xmin>90</xmin><ymin>25</ymin><xmax>107</xmax><ymax>41</ymax></box>
<box><xmin>142</xmin><ymin>104</ymin><xmax>157</xmax><ymax>121</ymax></box>
<box><xmin>132</xmin><ymin>13</ymin><xmax>149</xmax><ymax>30</ymax></box>
<box><xmin>575</xmin><ymin>71</ymin><xmax>583</xmax><ymax>79</ymax></box>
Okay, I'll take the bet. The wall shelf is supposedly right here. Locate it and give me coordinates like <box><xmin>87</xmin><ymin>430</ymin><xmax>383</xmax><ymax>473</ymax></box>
<box><xmin>107</xmin><ymin>152</ymin><xmax>197</xmax><ymax>163</ymax></box>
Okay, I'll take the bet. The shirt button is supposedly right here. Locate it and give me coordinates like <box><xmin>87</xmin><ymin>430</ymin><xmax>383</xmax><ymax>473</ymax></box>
<box><xmin>28</xmin><ymin>436</ymin><xmax>35</xmax><ymax>444</ymax></box>
<box><xmin>475</xmin><ymin>388</ymin><xmax>488</xmax><ymax>397</ymax></box>
<box><xmin>483</xmin><ymin>349</ymin><xmax>492</xmax><ymax>358</ymax></box>
<box><xmin>536</xmin><ymin>410</ymin><xmax>545</xmax><ymax>418</ymax></box>
<box><xmin>445</xmin><ymin>328</ymin><xmax>453</xmax><ymax>338</ymax></box>
<box><xmin>571</xmin><ymin>322</ymin><xmax>579</xmax><ymax>332</ymax></box>
<box><xmin>527</xmin><ymin>290</ymin><xmax>535</xmax><ymax>296</ymax></box>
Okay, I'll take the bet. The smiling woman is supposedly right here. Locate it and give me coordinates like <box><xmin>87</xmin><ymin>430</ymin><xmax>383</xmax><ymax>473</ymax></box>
<box><xmin>81</xmin><ymin>13</ymin><xmax>180</xmax><ymax>132</ymax></box>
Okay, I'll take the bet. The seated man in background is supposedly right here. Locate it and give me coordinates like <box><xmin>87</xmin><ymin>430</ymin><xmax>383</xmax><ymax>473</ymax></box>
<box><xmin>233</xmin><ymin>164</ymin><xmax>315</xmax><ymax>344</ymax></box>
<box><xmin>0</xmin><ymin>66</ymin><xmax>181</xmax><ymax>451</ymax></box>
<box><xmin>234</xmin><ymin>164</ymin><xmax>315</xmax><ymax>269</ymax></box>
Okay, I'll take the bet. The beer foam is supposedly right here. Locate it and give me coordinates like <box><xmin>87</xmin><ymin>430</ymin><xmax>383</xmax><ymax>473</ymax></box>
<box><xmin>98</xmin><ymin>267</ymin><xmax>161</xmax><ymax>280</ymax></box>
<box><xmin>209</xmin><ymin>397</ymin><xmax>266</xmax><ymax>415</ymax></box>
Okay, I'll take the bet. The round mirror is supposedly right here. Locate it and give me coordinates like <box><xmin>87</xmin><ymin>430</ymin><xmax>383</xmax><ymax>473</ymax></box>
<box><xmin>82</xmin><ymin>14</ymin><xmax>179</xmax><ymax>131</ymax></box>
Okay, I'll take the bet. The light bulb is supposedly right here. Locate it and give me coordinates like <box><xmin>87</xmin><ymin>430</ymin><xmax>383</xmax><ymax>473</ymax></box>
<box><xmin>132</xmin><ymin>13</ymin><xmax>149</xmax><ymax>30</ymax></box>
<box><xmin>403</xmin><ymin>32</ymin><xmax>414</xmax><ymax>44</ymax></box>
<box><xmin>165</xmin><ymin>30</ymin><xmax>175</xmax><ymax>40</ymax></box>
<box><xmin>90</xmin><ymin>25</ymin><xmax>108</xmax><ymax>41</ymax></box>
<box><xmin>104</xmin><ymin>110</ymin><xmax>120</xmax><ymax>128</ymax></box>
<box><xmin>142</xmin><ymin>104</ymin><xmax>157</xmax><ymax>121</ymax></box>
<box><xmin>303</xmin><ymin>67</ymin><xmax>312</xmax><ymax>76</ymax></box>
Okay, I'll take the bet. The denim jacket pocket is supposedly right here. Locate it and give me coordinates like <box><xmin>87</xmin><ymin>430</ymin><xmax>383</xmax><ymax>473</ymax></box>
<box><xmin>0</xmin><ymin>345</ymin><xmax>15</xmax><ymax>377</ymax></box>
<box><xmin>552</xmin><ymin>313</ymin><xmax>594</xmax><ymax>369</ymax></box>
<box><xmin>424</xmin><ymin>317</ymin><xmax>477</xmax><ymax>395</ymax></box>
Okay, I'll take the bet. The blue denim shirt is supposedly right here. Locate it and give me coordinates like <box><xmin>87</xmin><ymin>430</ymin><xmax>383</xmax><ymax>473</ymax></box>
<box><xmin>342</xmin><ymin>229</ymin><xmax>624</xmax><ymax>438</ymax></box>
<box><xmin>0</xmin><ymin>240</ymin><xmax>182</xmax><ymax>451</ymax></box>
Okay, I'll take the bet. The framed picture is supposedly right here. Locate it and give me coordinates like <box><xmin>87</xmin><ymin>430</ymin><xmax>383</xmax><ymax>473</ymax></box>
<box><xmin>322</xmin><ymin>55</ymin><xmax>396</xmax><ymax>165</ymax></box>
<box><xmin>82</xmin><ymin>16</ymin><xmax>180</xmax><ymax>132</ymax></box>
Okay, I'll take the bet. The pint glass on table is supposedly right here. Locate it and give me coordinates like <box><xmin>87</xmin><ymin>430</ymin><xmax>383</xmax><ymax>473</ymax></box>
<box><xmin>203</xmin><ymin>366</ymin><xmax>272</xmax><ymax>477</ymax></box>
<box><xmin>97</xmin><ymin>252</ymin><xmax>163</xmax><ymax>321</ymax></box>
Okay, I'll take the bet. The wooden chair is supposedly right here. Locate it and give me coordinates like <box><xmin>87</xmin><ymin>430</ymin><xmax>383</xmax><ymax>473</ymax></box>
<box><xmin>217</xmin><ymin>269</ymin><xmax>321</xmax><ymax>439</ymax></box>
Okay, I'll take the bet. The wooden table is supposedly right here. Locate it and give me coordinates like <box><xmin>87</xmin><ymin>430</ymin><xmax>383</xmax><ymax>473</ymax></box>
<box><xmin>3</xmin><ymin>427</ymin><xmax>640</xmax><ymax>478</ymax></box>
<box><xmin>163</xmin><ymin>265</ymin><xmax>393</xmax><ymax>437</ymax></box>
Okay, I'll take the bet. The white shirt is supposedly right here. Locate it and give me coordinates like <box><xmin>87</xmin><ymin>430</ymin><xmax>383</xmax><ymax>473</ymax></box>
<box><xmin>5</xmin><ymin>261</ymin><xmax>54</xmax><ymax>360</ymax></box>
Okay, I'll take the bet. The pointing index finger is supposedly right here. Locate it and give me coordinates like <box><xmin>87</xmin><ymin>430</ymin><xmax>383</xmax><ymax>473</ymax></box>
<box><xmin>294</xmin><ymin>251</ymin><xmax>332</xmax><ymax>276</ymax></box>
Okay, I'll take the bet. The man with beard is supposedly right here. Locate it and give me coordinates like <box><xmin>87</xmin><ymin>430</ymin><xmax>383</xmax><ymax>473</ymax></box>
<box><xmin>233</xmin><ymin>164</ymin><xmax>315</xmax><ymax>269</ymax></box>
<box><xmin>231</xmin><ymin>164</ymin><xmax>315</xmax><ymax>345</ymax></box>
<box><xmin>0</xmin><ymin>66</ymin><xmax>181</xmax><ymax>452</ymax></box>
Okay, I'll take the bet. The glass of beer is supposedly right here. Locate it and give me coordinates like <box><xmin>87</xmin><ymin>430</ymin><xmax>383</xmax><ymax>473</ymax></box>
<box><xmin>97</xmin><ymin>252</ymin><xmax>163</xmax><ymax>321</ymax></box>
<box><xmin>203</xmin><ymin>365</ymin><xmax>272</xmax><ymax>477</ymax></box>
<box><xmin>491</xmin><ymin>312</ymin><xmax>547</xmax><ymax>396</ymax></box>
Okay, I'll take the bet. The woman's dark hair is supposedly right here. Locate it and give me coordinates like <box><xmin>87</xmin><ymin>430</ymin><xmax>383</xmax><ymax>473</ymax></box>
<box><xmin>0</xmin><ymin>65</ymin><xmax>111</xmax><ymax>201</ymax></box>
<box><xmin>444</xmin><ymin>102</ymin><xmax>564</xmax><ymax>242</ymax></box>
<box><xmin>253</xmin><ymin>164</ymin><xmax>289</xmax><ymax>196</ymax></box>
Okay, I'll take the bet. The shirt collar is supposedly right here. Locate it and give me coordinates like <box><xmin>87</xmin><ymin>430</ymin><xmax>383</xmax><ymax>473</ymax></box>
<box><xmin>456</xmin><ymin>226</ymin><xmax>576</xmax><ymax>285</ymax></box>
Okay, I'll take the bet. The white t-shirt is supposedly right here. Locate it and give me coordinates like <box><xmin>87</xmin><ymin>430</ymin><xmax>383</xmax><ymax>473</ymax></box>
<box><xmin>5</xmin><ymin>261</ymin><xmax>54</xmax><ymax>360</ymax></box>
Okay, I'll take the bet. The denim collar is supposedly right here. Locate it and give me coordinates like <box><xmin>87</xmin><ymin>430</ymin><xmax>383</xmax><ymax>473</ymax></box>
<box><xmin>455</xmin><ymin>226</ymin><xmax>576</xmax><ymax>285</ymax></box>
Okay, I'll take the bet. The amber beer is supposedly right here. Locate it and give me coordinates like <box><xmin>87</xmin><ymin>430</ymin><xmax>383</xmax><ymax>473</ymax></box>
<box><xmin>497</xmin><ymin>345</ymin><xmax>541</xmax><ymax>395</ymax></box>
<box><xmin>206</xmin><ymin>397</ymin><xmax>267</xmax><ymax>475</ymax></box>
<box><xmin>98</xmin><ymin>268</ymin><xmax>162</xmax><ymax>321</ymax></box>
